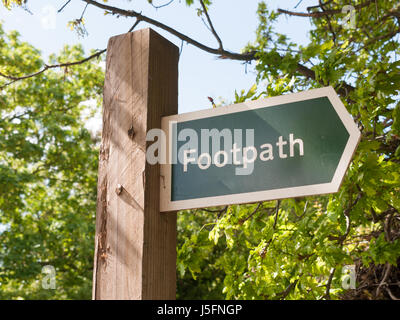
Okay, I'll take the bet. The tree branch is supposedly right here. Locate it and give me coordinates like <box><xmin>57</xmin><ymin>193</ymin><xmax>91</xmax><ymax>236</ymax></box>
<box><xmin>295</xmin><ymin>63</ymin><xmax>355</xmax><ymax>98</ymax></box>
<box><xmin>200</xmin><ymin>0</ymin><xmax>223</xmax><ymax>51</ymax></box>
<box><xmin>376</xmin><ymin>263</ymin><xmax>392</xmax><ymax>297</ymax></box>
<box><xmin>307</xmin><ymin>0</ymin><xmax>333</xmax><ymax>12</ymax></box>
<box><xmin>200</xmin><ymin>206</ymin><xmax>228</xmax><ymax>214</ymax></box>
<box><xmin>276</xmin><ymin>279</ymin><xmax>299</xmax><ymax>299</ymax></box>
<box><xmin>58</xmin><ymin>0</ymin><xmax>72</xmax><ymax>13</ymax></box>
<box><xmin>259</xmin><ymin>200</ymin><xmax>281</xmax><ymax>259</ymax></box>
<box><xmin>80</xmin><ymin>2</ymin><xmax>89</xmax><ymax>20</ymax></box>
<box><xmin>238</xmin><ymin>202</ymin><xmax>262</xmax><ymax>224</ymax></box>
<box><xmin>386</xmin><ymin>286</ymin><xmax>400</xmax><ymax>300</ymax></box>
<box><xmin>328</xmin><ymin>192</ymin><xmax>362</xmax><ymax>244</ymax></box>
<box><xmin>82</xmin><ymin>0</ymin><xmax>253</xmax><ymax>61</ymax></box>
<box><xmin>128</xmin><ymin>18</ymin><xmax>142</xmax><ymax>33</ymax></box>
<box><xmin>273</xmin><ymin>200</ymin><xmax>281</xmax><ymax>230</ymax></box>
<box><xmin>324</xmin><ymin>267</ymin><xmax>336</xmax><ymax>300</ymax></box>
<box><xmin>278</xmin><ymin>0</ymin><xmax>374</xmax><ymax>18</ymax></box>
<box><xmin>293</xmin><ymin>200</ymin><xmax>308</xmax><ymax>221</ymax></box>
<box><xmin>0</xmin><ymin>49</ymin><xmax>106</xmax><ymax>89</ymax></box>
<box><xmin>318</xmin><ymin>0</ymin><xmax>337</xmax><ymax>43</ymax></box>
<box><xmin>2</xmin><ymin>0</ymin><xmax>357</xmax><ymax>100</ymax></box>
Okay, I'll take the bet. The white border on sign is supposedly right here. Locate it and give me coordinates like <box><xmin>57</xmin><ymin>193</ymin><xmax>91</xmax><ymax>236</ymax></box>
<box><xmin>160</xmin><ymin>86</ymin><xmax>361</xmax><ymax>212</ymax></box>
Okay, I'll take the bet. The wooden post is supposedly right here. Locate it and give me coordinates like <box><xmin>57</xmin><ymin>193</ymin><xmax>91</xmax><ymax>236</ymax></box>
<box><xmin>92</xmin><ymin>29</ymin><xmax>178</xmax><ymax>300</ymax></box>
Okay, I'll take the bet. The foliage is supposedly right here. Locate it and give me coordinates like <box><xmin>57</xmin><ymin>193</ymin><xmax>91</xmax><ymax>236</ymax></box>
<box><xmin>177</xmin><ymin>1</ymin><xmax>400</xmax><ymax>300</ymax></box>
<box><xmin>0</xmin><ymin>24</ymin><xmax>104</xmax><ymax>299</ymax></box>
<box><xmin>1</xmin><ymin>0</ymin><xmax>25</xmax><ymax>9</ymax></box>
<box><xmin>176</xmin><ymin>208</ymin><xmax>226</xmax><ymax>300</ymax></box>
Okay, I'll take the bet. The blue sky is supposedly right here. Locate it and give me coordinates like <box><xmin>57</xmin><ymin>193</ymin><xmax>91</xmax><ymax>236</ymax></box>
<box><xmin>0</xmin><ymin>0</ymin><xmax>312</xmax><ymax>113</ymax></box>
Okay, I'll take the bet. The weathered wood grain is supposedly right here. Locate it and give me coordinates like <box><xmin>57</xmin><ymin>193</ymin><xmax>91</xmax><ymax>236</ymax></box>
<box><xmin>93</xmin><ymin>29</ymin><xmax>178</xmax><ymax>300</ymax></box>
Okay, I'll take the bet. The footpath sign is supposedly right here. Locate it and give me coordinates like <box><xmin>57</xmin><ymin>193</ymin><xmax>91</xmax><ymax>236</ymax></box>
<box><xmin>160</xmin><ymin>86</ymin><xmax>361</xmax><ymax>212</ymax></box>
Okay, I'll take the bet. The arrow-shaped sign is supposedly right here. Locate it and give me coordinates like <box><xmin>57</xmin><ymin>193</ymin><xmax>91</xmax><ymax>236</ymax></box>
<box><xmin>159</xmin><ymin>86</ymin><xmax>361</xmax><ymax>212</ymax></box>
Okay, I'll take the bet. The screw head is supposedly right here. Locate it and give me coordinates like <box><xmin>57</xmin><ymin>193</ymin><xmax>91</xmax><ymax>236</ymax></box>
<box><xmin>116</xmin><ymin>184</ymin><xmax>123</xmax><ymax>195</ymax></box>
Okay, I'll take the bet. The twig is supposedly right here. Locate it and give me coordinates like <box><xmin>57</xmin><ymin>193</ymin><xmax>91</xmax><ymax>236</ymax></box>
<box><xmin>376</xmin><ymin>263</ymin><xmax>391</xmax><ymax>297</ymax></box>
<box><xmin>0</xmin><ymin>49</ymin><xmax>106</xmax><ymax>89</ymax></box>
<box><xmin>384</xmin><ymin>211</ymin><xmax>395</xmax><ymax>242</ymax></box>
<box><xmin>294</xmin><ymin>0</ymin><xmax>304</xmax><ymax>9</ymax></box>
<box><xmin>386</xmin><ymin>286</ymin><xmax>400</xmax><ymax>300</ymax></box>
<box><xmin>259</xmin><ymin>200</ymin><xmax>281</xmax><ymax>259</ymax></box>
<box><xmin>328</xmin><ymin>192</ymin><xmax>362</xmax><ymax>244</ymax></box>
<box><xmin>324</xmin><ymin>267</ymin><xmax>336</xmax><ymax>300</ymax></box>
<box><xmin>58</xmin><ymin>0</ymin><xmax>72</xmax><ymax>13</ymax></box>
<box><xmin>355</xmin><ymin>26</ymin><xmax>400</xmax><ymax>53</ymax></box>
<box><xmin>82</xmin><ymin>0</ymin><xmax>252</xmax><ymax>61</ymax></box>
<box><xmin>278</xmin><ymin>0</ymin><xmax>374</xmax><ymax>18</ymax></box>
<box><xmin>2</xmin><ymin>0</ymin><xmax>358</xmax><ymax>100</ymax></box>
<box><xmin>277</xmin><ymin>279</ymin><xmax>299</xmax><ymax>299</ymax></box>
<box><xmin>273</xmin><ymin>200</ymin><xmax>281</xmax><ymax>230</ymax></box>
<box><xmin>201</xmin><ymin>206</ymin><xmax>228</xmax><ymax>214</ymax></box>
<box><xmin>307</xmin><ymin>0</ymin><xmax>333</xmax><ymax>11</ymax></box>
<box><xmin>80</xmin><ymin>3</ymin><xmax>89</xmax><ymax>20</ymax></box>
<box><xmin>293</xmin><ymin>200</ymin><xmax>308</xmax><ymax>221</ymax></box>
<box><xmin>200</xmin><ymin>0</ymin><xmax>223</xmax><ymax>51</ymax></box>
<box><xmin>81</xmin><ymin>0</ymin><xmax>358</xmax><ymax>100</ymax></box>
<box><xmin>128</xmin><ymin>18</ymin><xmax>142</xmax><ymax>33</ymax></box>
<box><xmin>238</xmin><ymin>202</ymin><xmax>262</xmax><ymax>224</ymax></box>
<box><xmin>150</xmin><ymin>0</ymin><xmax>174</xmax><ymax>10</ymax></box>
<box><xmin>296</xmin><ymin>63</ymin><xmax>355</xmax><ymax>98</ymax></box>
<box><xmin>319</xmin><ymin>0</ymin><xmax>337</xmax><ymax>43</ymax></box>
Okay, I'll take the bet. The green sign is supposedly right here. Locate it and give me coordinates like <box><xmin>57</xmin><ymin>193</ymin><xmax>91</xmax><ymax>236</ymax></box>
<box><xmin>160</xmin><ymin>87</ymin><xmax>360</xmax><ymax>212</ymax></box>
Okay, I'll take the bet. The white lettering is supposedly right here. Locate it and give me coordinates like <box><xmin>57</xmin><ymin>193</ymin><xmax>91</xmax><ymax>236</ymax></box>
<box><xmin>198</xmin><ymin>153</ymin><xmax>212</xmax><ymax>170</ymax></box>
<box><xmin>242</xmin><ymin>146</ymin><xmax>257</xmax><ymax>169</ymax></box>
<box><xmin>214</xmin><ymin>150</ymin><xmax>229</xmax><ymax>168</ymax></box>
<box><xmin>276</xmin><ymin>136</ymin><xmax>288</xmax><ymax>159</ymax></box>
<box><xmin>259</xmin><ymin>143</ymin><xmax>274</xmax><ymax>161</ymax></box>
<box><xmin>183</xmin><ymin>149</ymin><xmax>196</xmax><ymax>172</ymax></box>
<box><xmin>289</xmin><ymin>133</ymin><xmax>304</xmax><ymax>157</ymax></box>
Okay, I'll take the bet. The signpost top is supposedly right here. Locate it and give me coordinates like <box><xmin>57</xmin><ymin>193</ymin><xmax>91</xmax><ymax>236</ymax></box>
<box><xmin>160</xmin><ymin>86</ymin><xmax>361</xmax><ymax>212</ymax></box>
